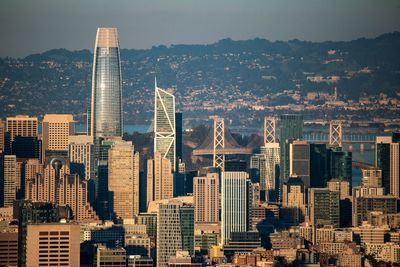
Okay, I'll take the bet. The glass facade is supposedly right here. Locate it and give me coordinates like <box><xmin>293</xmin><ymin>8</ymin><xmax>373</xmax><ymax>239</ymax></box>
<box><xmin>91</xmin><ymin>28</ymin><xmax>122</xmax><ymax>140</ymax></box>
<box><xmin>154</xmin><ymin>86</ymin><xmax>176</xmax><ymax>171</ymax></box>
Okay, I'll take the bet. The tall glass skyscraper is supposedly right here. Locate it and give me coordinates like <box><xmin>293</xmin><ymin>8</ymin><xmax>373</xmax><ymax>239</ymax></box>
<box><xmin>279</xmin><ymin>114</ymin><xmax>303</xmax><ymax>186</ymax></box>
<box><xmin>90</xmin><ymin>28</ymin><xmax>123</xmax><ymax>140</ymax></box>
<box><xmin>154</xmin><ymin>79</ymin><xmax>176</xmax><ymax>171</ymax></box>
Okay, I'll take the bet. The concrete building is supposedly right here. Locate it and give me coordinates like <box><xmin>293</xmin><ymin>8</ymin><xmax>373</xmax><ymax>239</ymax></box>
<box><xmin>260</xmin><ymin>143</ymin><xmax>280</xmax><ymax>202</ymax></box>
<box><xmin>327</xmin><ymin>179</ymin><xmax>350</xmax><ymax>200</ymax></box>
<box><xmin>108</xmin><ymin>139</ymin><xmax>139</xmax><ymax>219</ymax></box>
<box><xmin>68</xmin><ymin>135</ymin><xmax>94</xmax><ymax>181</ymax></box>
<box><xmin>157</xmin><ymin>201</ymin><xmax>194</xmax><ymax>267</ymax></box>
<box><xmin>26</xmin><ymin>223</ymin><xmax>80</xmax><ymax>267</ymax></box>
<box><xmin>308</xmin><ymin>188</ymin><xmax>340</xmax><ymax>228</ymax></box>
<box><xmin>6</xmin><ymin>115</ymin><xmax>38</xmax><ymax>141</ymax></box>
<box><xmin>282</xmin><ymin>176</ymin><xmax>306</xmax><ymax>225</ymax></box>
<box><xmin>94</xmin><ymin>245</ymin><xmax>126</xmax><ymax>267</ymax></box>
<box><xmin>42</xmin><ymin>114</ymin><xmax>75</xmax><ymax>162</ymax></box>
<box><xmin>361</xmin><ymin>168</ymin><xmax>382</xmax><ymax>188</ymax></box>
<box><xmin>1</xmin><ymin>154</ymin><xmax>17</xmax><ymax>207</ymax></box>
<box><xmin>221</xmin><ymin>172</ymin><xmax>251</xmax><ymax>245</ymax></box>
<box><xmin>147</xmin><ymin>152</ymin><xmax>173</xmax><ymax>208</ymax></box>
<box><xmin>0</xmin><ymin>231</ymin><xmax>18</xmax><ymax>267</ymax></box>
<box><xmin>193</xmin><ymin>172</ymin><xmax>219</xmax><ymax>224</ymax></box>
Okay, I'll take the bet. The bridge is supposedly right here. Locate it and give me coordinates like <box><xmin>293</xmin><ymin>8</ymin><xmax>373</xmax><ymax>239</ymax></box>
<box><xmin>192</xmin><ymin>117</ymin><xmax>376</xmax><ymax>169</ymax></box>
<box><xmin>352</xmin><ymin>161</ymin><xmax>375</xmax><ymax>169</ymax></box>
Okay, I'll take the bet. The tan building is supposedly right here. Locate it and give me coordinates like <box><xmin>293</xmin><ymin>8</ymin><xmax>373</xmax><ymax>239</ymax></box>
<box><xmin>23</xmin><ymin>158</ymin><xmax>43</xmax><ymax>199</ymax></box>
<box><xmin>26</xmin><ymin>167</ymin><xmax>97</xmax><ymax>222</ymax></box>
<box><xmin>1</xmin><ymin>154</ymin><xmax>17</xmax><ymax>207</ymax></box>
<box><xmin>365</xmin><ymin>242</ymin><xmax>400</xmax><ymax>263</ymax></box>
<box><xmin>108</xmin><ymin>139</ymin><xmax>139</xmax><ymax>219</ymax></box>
<box><xmin>0</xmin><ymin>231</ymin><xmax>18</xmax><ymax>267</ymax></box>
<box><xmin>6</xmin><ymin>115</ymin><xmax>38</xmax><ymax>141</ymax></box>
<box><xmin>327</xmin><ymin>179</ymin><xmax>350</xmax><ymax>200</ymax></box>
<box><xmin>42</xmin><ymin>114</ymin><xmax>75</xmax><ymax>161</ymax></box>
<box><xmin>352</xmin><ymin>223</ymin><xmax>389</xmax><ymax>244</ymax></box>
<box><xmin>0</xmin><ymin>120</ymin><xmax>5</xmax><ymax>152</ymax></box>
<box><xmin>193</xmin><ymin>173</ymin><xmax>219</xmax><ymax>224</ymax></box>
<box><xmin>336</xmin><ymin>247</ymin><xmax>362</xmax><ymax>267</ymax></box>
<box><xmin>68</xmin><ymin>135</ymin><xmax>94</xmax><ymax>180</ymax></box>
<box><xmin>146</xmin><ymin>152</ymin><xmax>173</xmax><ymax>208</ymax></box>
<box><xmin>282</xmin><ymin>176</ymin><xmax>306</xmax><ymax>224</ymax></box>
<box><xmin>361</xmin><ymin>168</ymin><xmax>382</xmax><ymax>188</ymax></box>
<box><xmin>26</xmin><ymin>223</ymin><xmax>80</xmax><ymax>267</ymax></box>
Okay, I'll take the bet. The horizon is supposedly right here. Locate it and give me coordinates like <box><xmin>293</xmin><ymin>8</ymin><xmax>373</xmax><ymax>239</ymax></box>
<box><xmin>1</xmin><ymin>0</ymin><xmax>400</xmax><ymax>57</ymax></box>
<box><xmin>3</xmin><ymin>30</ymin><xmax>400</xmax><ymax>59</ymax></box>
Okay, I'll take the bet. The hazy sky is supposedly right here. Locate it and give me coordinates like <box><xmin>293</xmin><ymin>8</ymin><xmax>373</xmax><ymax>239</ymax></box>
<box><xmin>1</xmin><ymin>0</ymin><xmax>400</xmax><ymax>57</ymax></box>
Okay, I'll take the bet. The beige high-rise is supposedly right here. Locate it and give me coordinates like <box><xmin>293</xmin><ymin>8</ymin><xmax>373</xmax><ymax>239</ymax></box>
<box><xmin>0</xmin><ymin>120</ymin><xmax>5</xmax><ymax>152</ymax></box>
<box><xmin>42</xmin><ymin>114</ymin><xmax>75</xmax><ymax>161</ymax></box>
<box><xmin>108</xmin><ymin>139</ymin><xmax>139</xmax><ymax>219</ymax></box>
<box><xmin>6</xmin><ymin>115</ymin><xmax>38</xmax><ymax>141</ymax></box>
<box><xmin>1</xmin><ymin>155</ymin><xmax>17</xmax><ymax>207</ymax></box>
<box><xmin>26</xmin><ymin>223</ymin><xmax>80</xmax><ymax>267</ymax></box>
<box><xmin>68</xmin><ymin>135</ymin><xmax>94</xmax><ymax>180</ymax></box>
<box><xmin>327</xmin><ymin>179</ymin><xmax>350</xmax><ymax>200</ymax></box>
<box><xmin>146</xmin><ymin>152</ymin><xmax>173</xmax><ymax>208</ymax></box>
<box><xmin>193</xmin><ymin>173</ymin><xmax>219</xmax><ymax>223</ymax></box>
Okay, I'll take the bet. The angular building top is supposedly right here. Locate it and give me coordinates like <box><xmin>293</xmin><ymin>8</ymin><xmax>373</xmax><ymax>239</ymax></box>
<box><xmin>90</xmin><ymin>27</ymin><xmax>123</xmax><ymax>140</ymax></box>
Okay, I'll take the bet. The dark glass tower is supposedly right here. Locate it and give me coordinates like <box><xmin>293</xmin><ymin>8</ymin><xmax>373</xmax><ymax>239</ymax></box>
<box><xmin>279</xmin><ymin>114</ymin><xmax>303</xmax><ymax>200</ymax></box>
<box><xmin>90</xmin><ymin>28</ymin><xmax>123</xmax><ymax>140</ymax></box>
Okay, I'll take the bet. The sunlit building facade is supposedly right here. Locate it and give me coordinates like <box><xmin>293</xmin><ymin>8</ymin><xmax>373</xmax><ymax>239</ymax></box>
<box><xmin>154</xmin><ymin>79</ymin><xmax>176</xmax><ymax>171</ymax></box>
<box><xmin>90</xmin><ymin>27</ymin><xmax>123</xmax><ymax>140</ymax></box>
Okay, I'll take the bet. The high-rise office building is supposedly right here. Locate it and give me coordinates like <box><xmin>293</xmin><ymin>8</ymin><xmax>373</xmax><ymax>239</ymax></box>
<box><xmin>26</xmin><ymin>223</ymin><xmax>80</xmax><ymax>267</ymax></box>
<box><xmin>0</xmin><ymin>120</ymin><xmax>5</xmax><ymax>152</ymax></box>
<box><xmin>279</xmin><ymin>114</ymin><xmax>303</xmax><ymax>192</ymax></box>
<box><xmin>12</xmin><ymin>136</ymin><xmax>41</xmax><ymax>159</ymax></box>
<box><xmin>221</xmin><ymin>172</ymin><xmax>251</xmax><ymax>245</ymax></box>
<box><xmin>282</xmin><ymin>176</ymin><xmax>306</xmax><ymax>224</ymax></box>
<box><xmin>260</xmin><ymin>143</ymin><xmax>280</xmax><ymax>202</ymax></box>
<box><xmin>352</xmin><ymin>186</ymin><xmax>398</xmax><ymax>226</ymax></box>
<box><xmin>250</xmin><ymin>154</ymin><xmax>266</xmax><ymax>186</ymax></box>
<box><xmin>289</xmin><ymin>140</ymin><xmax>310</xmax><ymax>187</ymax></box>
<box><xmin>175</xmin><ymin>112</ymin><xmax>183</xmax><ymax>166</ymax></box>
<box><xmin>68</xmin><ymin>135</ymin><xmax>94</xmax><ymax>181</ymax></box>
<box><xmin>0</xmin><ymin>231</ymin><xmax>18</xmax><ymax>267</ymax></box>
<box><xmin>376</xmin><ymin>134</ymin><xmax>400</xmax><ymax>197</ymax></box>
<box><xmin>108</xmin><ymin>139</ymin><xmax>139</xmax><ymax>219</ymax></box>
<box><xmin>327</xmin><ymin>179</ymin><xmax>350</xmax><ymax>200</ymax></box>
<box><xmin>329</xmin><ymin>147</ymin><xmax>352</xmax><ymax>186</ymax></box>
<box><xmin>193</xmin><ymin>173</ymin><xmax>219</xmax><ymax>224</ymax></box>
<box><xmin>90</xmin><ymin>27</ymin><xmax>123</xmax><ymax>140</ymax></box>
<box><xmin>0</xmin><ymin>154</ymin><xmax>17</xmax><ymax>207</ymax></box>
<box><xmin>308</xmin><ymin>188</ymin><xmax>340</xmax><ymax>228</ymax></box>
<box><xmin>16</xmin><ymin>200</ymin><xmax>72</xmax><ymax>267</ymax></box>
<box><xmin>157</xmin><ymin>201</ymin><xmax>194</xmax><ymax>267</ymax></box>
<box><xmin>361</xmin><ymin>168</ymin><xmax>382</xmax><ymax>188</ymax></box>
<box><xmin>94</xmin><ymin>245</ymin><xmax>126</xmax><ymax>267</ymax></box>
<box><xmin>42</xmin><ymin>114</ymin><xmax>75</xmax><ymax>162</ymax></box>
<box><xmin>6</xmin><ymin>115</ymin><xmax>38</xmax><ymax>142</ymax></box>
<box><xmin>146</xmin><ymin>152</ymin><xmax>173</xmax><ymax>208</ymax></box>
<box><xmin>310</xmin><ymin>143</ymin><xmax>329</xmax><ymax>188</ymax></box>
<box><xmin>154</xmin><ymin>79</ymin><xmax>176</xmax><ymax>172</ymax></box>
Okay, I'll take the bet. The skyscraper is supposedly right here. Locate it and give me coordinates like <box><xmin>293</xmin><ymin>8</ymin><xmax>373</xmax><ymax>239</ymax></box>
<box><xmin>90</xmin><ymin>27</ymin><xmax>123</xmax><ymax>140</ymax></box>
<box><xmin>42</xmin><ymin>114</ymin><xmax>75</xmax><ymax>162</ymax></box>
<box><xmin>157</xmin><ymin>201</ymin><xmax>194</xmax><ymax>267</ymax></box>
<box><xmin>279</xmin><ymin>114</ymin><xmax>303</xmax><ymax>195</ymax></box>
<box><xmin>26</xmin><ymin>223</ymin><xmax>80</xmax><ymax>267</ymax></box>
<box><xmin>308</xmin><ymin>188</ymin><xmax>340</xmax><ymax>228</ymax></box>
<box><xmin>6</xmin><ymin>115</ymin><xmax>38</xmax><ymax>142</ymax></box>
<box><xmin>154</xmin><ymin>79</ymin><xmax>176</xmax><ymax>172</ymax></box>
<box><xmin>175</xmin><ymin>112</ymin><xmax>183</xmax><ymax>167</ymax></box>
<box><xmin>221</xmin><ymin>172</ymin><xmax>251</xmax><ymax>245</ymax></box>
<box><xmin>0</xmin><ymin>154</ymin><xmax>17</xmax><ymax>207</ymax></box>
<box><xmin>146</xmin><ymin>152</ymin><xmax>173</xmax><ymax>208</ymax></box>
<box><xmin>289</xmin><ymin>140</ymin><xmax>310</xmax><ymax>187</ymax></box>
<box><xmin>260</xmin><ymin>143</ymin><xmax>280</xmax><ymax>202</ymax></box>
<box><xmin>108</xmin><ymin>139</ymin><xmax>139</xmax><ymax>219</ymax></box>
<box><xmin>0</xmin><ymin>120</ymin><xmax>5</xmax><ymax>152</ymax></box>
<box><xmin>282</xmin><ymin>176</ymin><xmax>306</xmax><ymax>225</ymax></box>
<box><xmin>376</xmin><ymin>135</ymin><xmax>400</xmax><ymax>197</ymax></box>
<box><xmin>68</xmin><ymin>135</ymin><xmax>95</xmax><ymax>181</ymax></box>
<box><xmin>193</xmin><ymin>173</ymin><xmax>219</xmax><ymax>224</ymax></box>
